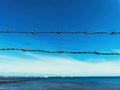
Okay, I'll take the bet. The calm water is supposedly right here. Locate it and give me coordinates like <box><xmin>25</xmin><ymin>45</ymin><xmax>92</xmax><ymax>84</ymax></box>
<box><xmin>0</xmin><ymin>77</ymin><xmax>120</xmax><ymax>90</ymax></box>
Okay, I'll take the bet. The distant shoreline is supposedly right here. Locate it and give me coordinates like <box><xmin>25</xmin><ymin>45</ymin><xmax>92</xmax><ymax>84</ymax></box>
<box><xmin>0</xmin><ymin>79</ymin><xmax>30</xmax><ymax>84</ymax></box>
<box><xmin>1</xmin><ymin>76</ymin><xmax>120</xmax><ymax>85</ymax></box>
<box><xmin>0</xmin><ymin>76</ymin><xmax>120</xmax><ymax>78</ymax></box>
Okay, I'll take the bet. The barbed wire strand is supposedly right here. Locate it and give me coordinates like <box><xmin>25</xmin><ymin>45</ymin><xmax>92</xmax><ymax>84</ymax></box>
<box><xmin>0</xmin><ymin>48</ymin><xmax>120</xmax><ymax>56</ymax></box>
<box><xmin>0</xmin><ymin>30</ymin><xmax>120</xmax><ymax>35</ymax></box>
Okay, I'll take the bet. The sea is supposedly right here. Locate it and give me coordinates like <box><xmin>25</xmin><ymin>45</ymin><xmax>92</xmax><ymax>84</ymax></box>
<box><xmin>0</xmin><ymin>77</ymin><xmax>120</xmax><ymax>90</ymax></box>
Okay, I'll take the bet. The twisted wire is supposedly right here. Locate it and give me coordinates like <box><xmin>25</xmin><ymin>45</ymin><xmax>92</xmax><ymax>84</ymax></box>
<box><xmin>0</xmin><ymin>48</ymin><xmax>119</xmax><ymax>56</ymax></box>
<box><xmin>0</xmin><ymin>30</ymin><xmax>120</xmax><ymax>35</ymax></box>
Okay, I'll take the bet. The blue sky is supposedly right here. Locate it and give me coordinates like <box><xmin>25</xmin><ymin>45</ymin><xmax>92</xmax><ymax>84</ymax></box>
<box><xmin>0</xmin><ymin>0</ymin><xmax>120</xmax><ymax>76</ymax></box>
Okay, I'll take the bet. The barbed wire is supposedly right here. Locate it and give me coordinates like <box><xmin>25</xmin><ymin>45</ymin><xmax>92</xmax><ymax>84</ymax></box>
<box><xmin>0</xmin><ymin>30</ymin><xmax>120</xmax><ymax>35</ymax></box>
<box><xmin>0</xmin><ymin>48</ymin><xmax>120</xmax><ymax>56</ymax></box>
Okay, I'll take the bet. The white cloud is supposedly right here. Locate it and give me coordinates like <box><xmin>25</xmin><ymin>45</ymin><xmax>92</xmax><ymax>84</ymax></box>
<box><xmin>0</xmin><ymin>53</ymin><xmax>120</xmax><ymax>76</ymax></box>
